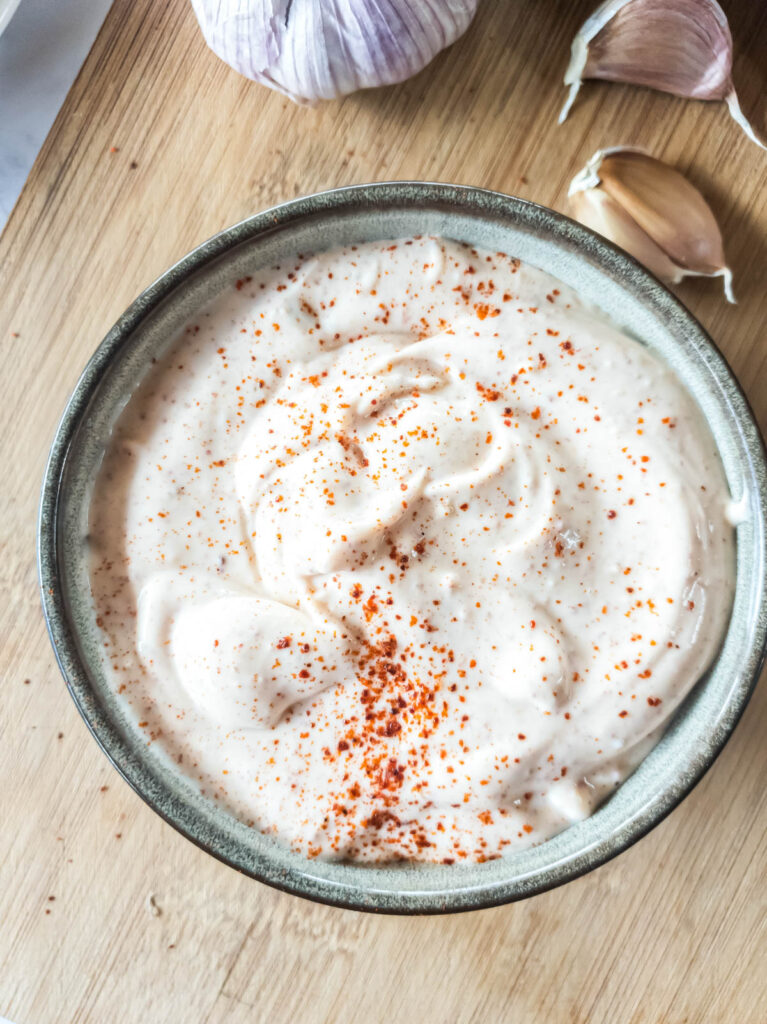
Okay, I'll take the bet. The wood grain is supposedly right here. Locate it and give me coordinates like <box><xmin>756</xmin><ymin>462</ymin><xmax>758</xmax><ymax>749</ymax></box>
<box><xmin>1</xmin><ymin>1</ymin><xmax>765</xmax><ymax>1021</ymax></box>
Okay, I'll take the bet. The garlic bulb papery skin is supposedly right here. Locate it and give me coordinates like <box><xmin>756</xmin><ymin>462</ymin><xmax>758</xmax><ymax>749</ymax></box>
<box><xmin>190</xmin><ymin>0</ymin><xmax>480</xmax><ymax>104</ymax></box>
<box><xmin>569</xmin><ymin>148</ymin><xmax>735</xmax><ymax>302</ymax></box>
<box><xmin>559</xmin><ymin>0</ymin><xmax>765</xmax><ymax>150</ymax></box>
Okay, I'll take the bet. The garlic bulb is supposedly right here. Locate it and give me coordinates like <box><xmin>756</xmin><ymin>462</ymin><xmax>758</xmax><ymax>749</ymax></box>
<box><xmin>569</xmin><ymin>147</ymin><xmax>735</xmax><ymax>301</ymax></box>
<box><xmin>560</xmin><ymin>0</ymin><xmax>765</xmax><ymax>150</ymax></box>
<box><xmin>190</xmin><ymin>0</ymin><xmax>480</xmax><ymax>103</ymax></box>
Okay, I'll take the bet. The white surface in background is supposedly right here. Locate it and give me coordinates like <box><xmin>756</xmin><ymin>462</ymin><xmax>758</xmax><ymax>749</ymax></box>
<box><xmin>0</xmin><ymin>0</ymin><xmax>112</xmax><ymax>230</ymax></box>
<box><xmin>0</xmin><ymin>0</ymin><xmax>24</xmax><ymax>38</ymax></box>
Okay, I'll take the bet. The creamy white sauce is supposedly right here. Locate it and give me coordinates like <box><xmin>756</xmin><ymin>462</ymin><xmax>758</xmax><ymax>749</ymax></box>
<box><xmin>89</xmin><ymin>237</ymin><xmax>734</xmax><ymax>863</ymax></box>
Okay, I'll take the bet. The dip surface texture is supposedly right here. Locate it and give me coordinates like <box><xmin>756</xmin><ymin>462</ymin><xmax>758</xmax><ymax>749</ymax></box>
<box><xmin>89</xmin><ymin>237</ymin><xmax>734</xmax><ymax>863</ymax></box>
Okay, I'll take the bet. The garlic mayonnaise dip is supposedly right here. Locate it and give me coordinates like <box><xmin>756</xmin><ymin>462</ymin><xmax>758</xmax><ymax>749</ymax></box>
<box><xmin>89</xmin><ymin>237</ymin><xmax>734</xmax><ymax>862</ymax></box>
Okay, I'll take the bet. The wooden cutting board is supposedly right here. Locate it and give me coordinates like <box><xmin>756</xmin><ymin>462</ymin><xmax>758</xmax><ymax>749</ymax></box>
<box><xmin>1</xmin><ymin>1</ymin><xmax>765</xmax><ymax>1021</ymax></box>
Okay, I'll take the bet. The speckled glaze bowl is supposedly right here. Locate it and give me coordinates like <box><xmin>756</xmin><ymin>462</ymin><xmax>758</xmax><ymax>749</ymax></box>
<box><xmin>39</xmin><ymin>183</ymin><xmax>767</xmax><ymax>913</ymax></box>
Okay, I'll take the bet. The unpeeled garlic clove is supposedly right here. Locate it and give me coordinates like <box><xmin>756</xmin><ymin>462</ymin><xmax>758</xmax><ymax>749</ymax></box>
<box><xmin>568</xmin><ymin>147</ymin><xmax>735</xmax><ymax>301</ymax></box>
<box><xmin>560</xmin><ymin>0</ymin><xmax>765</xmax><ymax>150</ymax></box>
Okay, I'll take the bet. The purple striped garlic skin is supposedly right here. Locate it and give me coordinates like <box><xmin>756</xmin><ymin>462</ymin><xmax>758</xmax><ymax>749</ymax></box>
<box><xmin>191</xmin><ymin>0</ymin><xmax>480</xmax><ymax>103</ymax></box>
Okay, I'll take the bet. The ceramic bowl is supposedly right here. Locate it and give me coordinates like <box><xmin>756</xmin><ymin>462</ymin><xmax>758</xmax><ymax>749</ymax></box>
<box><xmin>39</xmin><ymin>182</ymin><xmax>767</xmax><ymax>913</ymax></box>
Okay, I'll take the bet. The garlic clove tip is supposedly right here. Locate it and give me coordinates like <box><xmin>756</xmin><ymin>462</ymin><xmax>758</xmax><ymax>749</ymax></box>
<box><xmin>719</xmin><ymin>266</ymin><xmax>736</xmax><ymax>304</ymax></box>
<box><xmin>724</xmin><ymin>89</ymin><xmax>767</xmax><ymax>152</ymax></box>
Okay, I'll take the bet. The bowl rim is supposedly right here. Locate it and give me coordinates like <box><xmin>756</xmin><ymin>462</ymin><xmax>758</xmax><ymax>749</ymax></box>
<box><xmin>38</xmin><ymin>181</ymin><xmax>767</xmax><ymax>914</ymax></box>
